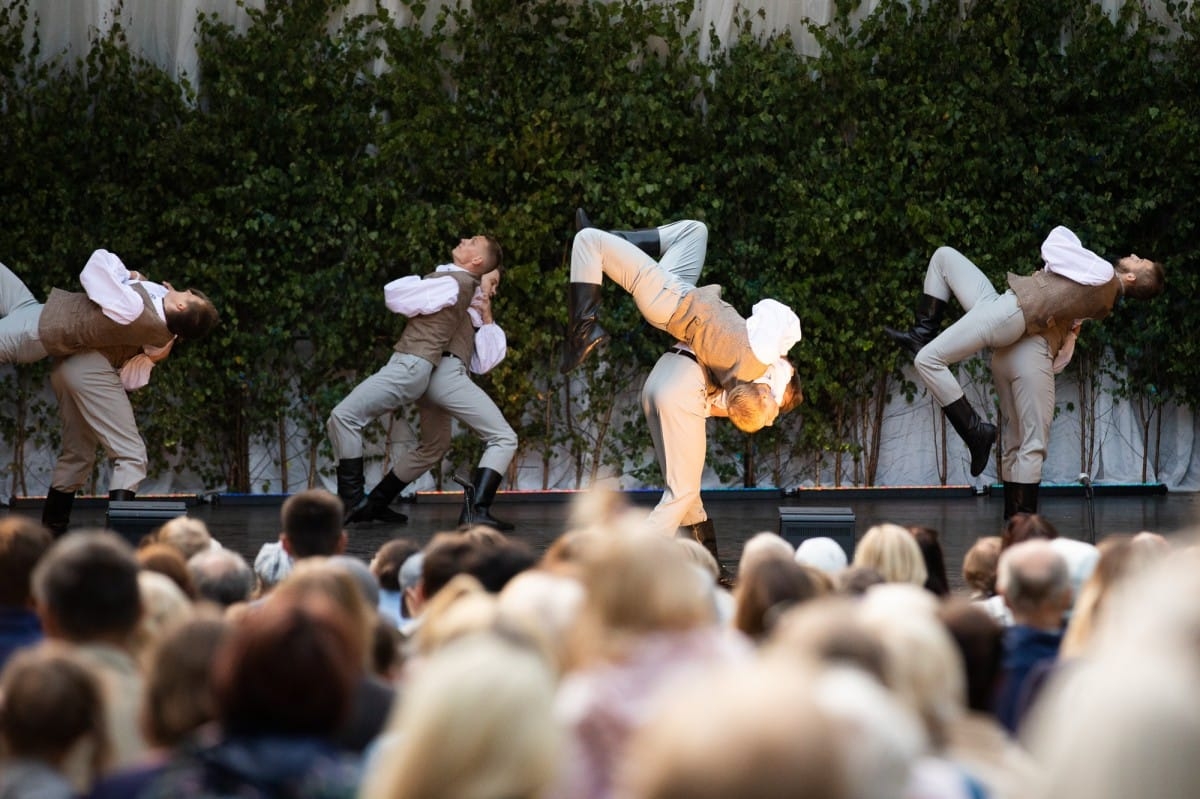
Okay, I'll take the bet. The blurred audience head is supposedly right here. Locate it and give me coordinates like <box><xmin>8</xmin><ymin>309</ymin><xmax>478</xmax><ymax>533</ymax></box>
<box><xmin>962</xmin><ymin>536</ymin><xmax>1002</xmax><ymax>599</ymax></box>
<box><xmin>187</xmin><ymin>548</ymin><xmax>254</xmax><ymax>609</ymax></box>
<box><xmin>280</xmin><ymin>489</ymin><xmax>346</xmax><ymax>559</ymax></box>
<box><xmin>0</xmin><ymin>516</ymin><xmax>53</xmax><ymax>609</ymax></box>
<box><xmin>32</xmin><ymin>530</ymin><xmax>142</xmax><ymax>647</ymax></box>
<box><xmin>153</xmin><ymin>516</ymin><xmax>216</xmax><ymax>561</ymax></box>
<box><xmin>853</xmin><ymin>523</ymin><xmax>928</xmax><ymax>586</ymax></box>
<box><xmin>213</xmin><ymin>595</ymin><xmax>357</xmax><ymax>738</ymax></box>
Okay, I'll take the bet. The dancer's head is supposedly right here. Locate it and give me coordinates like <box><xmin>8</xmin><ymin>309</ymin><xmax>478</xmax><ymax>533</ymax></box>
<box><xmin>1114</xmin><ymin>254</ymin><xmax>1165</xmax><ymax>300</ymax></box>
<box><xmin>727</xmin><ymin>383</ymin><xmax>779</xmax><ymax>432</ymax></box>
<box><xmin>453</xmin><ymin>234</ymin><xmax>504</xmax><ymax>276</ymax></box>
<box><xmin>162</xmin><ymin>284</ymin><xmax>219</xmax><ymax>340</ymax></box>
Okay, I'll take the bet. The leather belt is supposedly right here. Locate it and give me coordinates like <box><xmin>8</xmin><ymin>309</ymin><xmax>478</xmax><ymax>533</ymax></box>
<box><xmin>669</xmin><ymin>347</ymin><xmax>698</xmax><ymax>363</ymax></box>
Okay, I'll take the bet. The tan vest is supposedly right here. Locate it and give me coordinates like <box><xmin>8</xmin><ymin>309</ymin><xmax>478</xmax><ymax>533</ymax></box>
<box><xmin>1007</xmin><ymin>271</ymin><xmax>1120</xmax><ymax>355</ymax></box>
<box><xmin>393</xmin><ymin>270</ymin><xmax>478</xmax><ymax>365</ymax></box>
<box><xmin>666</xmin><ymin>284</ymin><xmax>769</xmax><ymax>390</ymax></box>
<box><xmin>444</xmin><ymin>309</ymin><xmax>476</xmax><ymax>364</ymax></box>
<box><xmin>38</xmin><ymin>284</ymin><xmax>173</xmax><ymax>367</ymax></box>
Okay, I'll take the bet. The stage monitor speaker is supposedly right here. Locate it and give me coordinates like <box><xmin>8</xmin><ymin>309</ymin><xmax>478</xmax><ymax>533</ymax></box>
<box><xmin>106</xmin><ymin>500</ymin><xmax>187</xmax><ymax>547</ymax></box>
<box><xmin>779</xmin><ymin>506</ymin><xmax>856</xmax><ymax>560</ymax></box>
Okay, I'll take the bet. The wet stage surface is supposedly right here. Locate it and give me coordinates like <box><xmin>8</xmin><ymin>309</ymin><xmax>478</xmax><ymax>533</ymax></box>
<box><xmin>9</xmin><ymin>487</ymin><xmax>1199</xmax><ymax>590</ymax></box>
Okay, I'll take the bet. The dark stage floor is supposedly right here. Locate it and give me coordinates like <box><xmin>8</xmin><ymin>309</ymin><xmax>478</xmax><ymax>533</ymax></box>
<box><xmin>8</xmin><ymin>488</ymin><xmax>1199</xmax><ymax>590</ymax></box>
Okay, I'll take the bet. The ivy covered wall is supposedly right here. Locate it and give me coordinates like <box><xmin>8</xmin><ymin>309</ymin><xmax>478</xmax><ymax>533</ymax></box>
<box><xmin>1</xmin><ymin>0</ymin><xmax>1196</xmax><ymax>495</ymax></box>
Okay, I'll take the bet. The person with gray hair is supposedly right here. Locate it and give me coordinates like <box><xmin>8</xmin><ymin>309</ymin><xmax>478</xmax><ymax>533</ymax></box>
<box><xmin>993</xmin><ymin>539</ymin><xmax>1072</xmax><ymax>733</ymax></box>
<box><xmin>186</xmin><ymin>548</ymin><xmax>254</xmax><ymax>609</ymax></box>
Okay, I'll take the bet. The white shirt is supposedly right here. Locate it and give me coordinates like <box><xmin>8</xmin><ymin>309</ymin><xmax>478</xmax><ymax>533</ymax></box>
<box><xmin>1041</xmin><ymin>226</ymin><xmax>1114</xmax><ymax>285</ymax></box>
<box><xmin>77</xmin><ymin>249</ymin><xmax>175</xmax><ymax>390</ymax></box>
<box><xmin>745</xmin><ymin>298</ymin><xmax>802</xmax><ymax>365</ymax></box>
<box><xmin>79</xmin><ymin>249</ymin><xmax>169</xmax><ymax>323</ymax></box>
<box><xmin>383</xmin><ymin>264</ymin><xmax>506</xmax><ymax>374</ymax></box>
<box><xmin>1040</xmin><ymin>226</ymin><xmax>1107</xmax><ymax>374</ymax></box>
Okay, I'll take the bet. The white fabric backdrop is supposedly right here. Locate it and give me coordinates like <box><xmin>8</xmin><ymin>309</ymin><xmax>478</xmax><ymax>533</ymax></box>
<box><xmin>8</xmin><ymin>0</ymin><xmax>1195</xmax><ymax>496</ymax></box>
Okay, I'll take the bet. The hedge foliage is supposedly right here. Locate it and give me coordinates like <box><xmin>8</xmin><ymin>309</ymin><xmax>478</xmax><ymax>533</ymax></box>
<box><xmin>0</xmin><ymin>0</ymin><xmax>1195</xmax><ymax>493</ymax></box>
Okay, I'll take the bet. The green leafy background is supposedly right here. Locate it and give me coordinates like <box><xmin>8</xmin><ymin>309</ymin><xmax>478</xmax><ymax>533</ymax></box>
<box><xmin>0</xmin><ymin>0</ymin><xmax>1194</xmax><ymax>495</ymax></box>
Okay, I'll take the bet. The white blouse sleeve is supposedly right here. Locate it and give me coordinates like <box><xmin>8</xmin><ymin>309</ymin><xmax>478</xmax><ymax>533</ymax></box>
<box><xmin>1041</xmin><ymin>227</ymin><xmax>1114</xmax><ymax>286</ymax></box>
<box><xmin>470</xmin><ymin>324</ymin><xmax>507</xmax><ymax>374</ymax></box>
<box><xmin>383</xmin><ymin>275</ymin><xmax>460</xmax><ymax>316</ymax></box>
<box><xmin>746</xmin><ymin>299</ymin><xmax>802</xmax><ymax>364</ymax></box>
<box><xmin>79</xmin><ymin>250</ymin><xmax>145</xmax><ymax>324</ymax></box>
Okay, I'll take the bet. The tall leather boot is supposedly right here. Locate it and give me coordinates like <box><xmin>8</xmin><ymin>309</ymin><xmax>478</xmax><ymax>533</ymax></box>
<box><xmin>336</xmin><ymin>457</ymin><xmax>368</xmax><ymax>524</ymax></box>
<box><xmin>560</xmin><ymin>282</ymin><xmax>608</xmax><ymax>374</ymax></box>
<box><xmin>348</xmin><ymin>471</ymin><xmax>408</xmax><ymax>524</ymax></box>
<box><xmin>575</xmin><ymin>208</ymin><xmax>661</xmax><ymax>257</ymax></box>
<box><xmin>943</xmin><ymin>397</ymin><xmax>997</xmax><ymax>478</ymax></box>
<box><xmin>41</xmin><ymin>488</ymin><xmax>75</xmax><ymax>538</ymax></box>
<box><xmin>1003</xmin><ymin>481</ymin><xmax>1039</xmax><ymax>519</ymax></box>
<box><xmin>456</xmin><ymin>467</ymin><xmax>514</xmax><ymax>531</ymax></box>
<box><xmin>109</xmin><ymin>489</ymin><xmax>136</xmax><ymax>502</ymax></box>
<box><xmin>680</xmin><ymin>520</ymin><xmax>734</xmax><ymax>588</ymax></box>
<box><xmin>884</xmin><ymin>294</ymin><xmax>947</xmax><ymax>357</ymax></box>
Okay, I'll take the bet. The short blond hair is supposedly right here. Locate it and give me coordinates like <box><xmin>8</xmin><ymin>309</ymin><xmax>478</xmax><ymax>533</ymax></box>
<box><xmin>727</xmin><ymin>383</ymin><xmax>771</xmax><ymax>432</ymax></box>
<box><xmin>852</xmin><ymin>523</ymin><xmax>928</xmax><ymax>586</ymax></box>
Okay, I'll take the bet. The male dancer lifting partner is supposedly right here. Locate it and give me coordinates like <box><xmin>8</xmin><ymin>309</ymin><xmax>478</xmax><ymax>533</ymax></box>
<box><xmin>562</xmin><ymin>212</ymin><xmax>802</xmax><ymax>434</ymax></box>
<box><xmin>616</xmin><ymin>216</ymin><xmax>801</xmax><ymax>581</ymax></box>
<box><xmin>0</xmin><ymin>250</ymin><xmax>219</xmax><ymax>534</ymax></box>
<box><xmin>363</xmin><ymin>267</ymin><xmax>519</xmax><ymax>530</ymax></box>
<box><xmin>327</xmin><ymin>234</ymin><xmax>502</xmax><ymax>523</ymax></box>
<box><xmin>885</xmin><ymin>226</ymin><xmax>1163</xmax><ymax>477</ymax></box>
<box><xmin>991</xmin><ymin>325</ymin><xmax>1081</xmax><ymax>518</ymax></box>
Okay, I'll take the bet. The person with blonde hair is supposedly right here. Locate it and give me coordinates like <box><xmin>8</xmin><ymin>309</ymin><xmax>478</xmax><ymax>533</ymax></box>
<box><xmin>618</xmin><ymin>660</ymin><xmax>848</xmax><ymax>799</ymax></box>
<box><xmin>153</xmin><ymin>516</ymin><xmax>217</xmax><ymax>561</ymax></box>
<box><xmin>362</xmin><ymin>632</ymin><xmax>560</xmax><ymax>799</ymax></box>
<box><xmin>553</xmin><ymin>530</ymin><xmax>750</xmax><ymax>799</ymax></box>
<box><xmin>852</xmin><ymin>523</ymin><xmax>928</xmax><ymax>586</ymax></box>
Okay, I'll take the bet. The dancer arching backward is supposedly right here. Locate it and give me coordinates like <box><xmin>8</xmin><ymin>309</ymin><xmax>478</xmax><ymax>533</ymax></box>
<box><xmin>369</xmin><ymin>267</ymin><xmax>519</xmax><ymax>531</ymax></box>
<box><xmin>885</xmin><ymin>226</ymin><xmax>1163</xmax><ymax>477</ymax></box>
<box><xmin>562</xmin><ymin>212</ymin><xmax>802</xmax><ymax>434</ymax></box>
<box><xmin>327</xmin><ymin>234</ymin><xmax>502</xmax><ymax>524</ymax></box>
<box><xmin>0</xmin><ymin>250</ymin><xmax>219</xmax><ymax>535</ymax></box>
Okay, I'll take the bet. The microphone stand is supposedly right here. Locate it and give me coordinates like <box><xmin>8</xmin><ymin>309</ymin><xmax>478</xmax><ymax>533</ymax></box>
<box><xmin>1079</xmin><ymin>473</ymin><xmax>1096</xmax><ymax>544</ymax></box>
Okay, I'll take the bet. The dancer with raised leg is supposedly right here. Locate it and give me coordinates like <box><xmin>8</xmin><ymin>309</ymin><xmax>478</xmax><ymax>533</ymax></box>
<box><xmin>562</xmin><ymin>212</ymin><xmax>801</xmax><ymax>434</ymax></box>
<box><xmin>569</xmin><ymin>212</ymin><xmax>802</xmax><ymax>583</ymax></box>
<box><xmin>885</xmin><ymin>226</ymin><xmax>1163</xmax><ymax>476</ymax></box>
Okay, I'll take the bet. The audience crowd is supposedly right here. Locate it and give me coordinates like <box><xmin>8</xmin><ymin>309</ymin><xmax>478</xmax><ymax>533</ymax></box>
<box><xmin>0</xmin><ymin>486</ymin><xmax>1197</xmax><ymax>799</ymax></box>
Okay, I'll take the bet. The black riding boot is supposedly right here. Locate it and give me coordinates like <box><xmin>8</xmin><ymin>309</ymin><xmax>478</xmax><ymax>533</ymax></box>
<box><xmin>336</xmin><ymin>457</ymin><xmax>368</xmax><ymax>524</ymax></box>
<box><xmin>109</xmin><ymin>489</ymin><xmax>136</xmax><ymax>502</ymax></box>
<box><xmin>41</xmin><ymin>488</ymin><xmax>75</xmax><ymax>538</ymax></box>
<box><xmin>575</xmin><ymin>207</ymin><xmax>661</xmax><ymax>257</ymax></box>
<box><xmin>348</xmin><ymin>471</ymin><xmax>409</xmax><ymax>524</ymax></box>
<box><xmin>679</xmin><ymin>519</ymin><xmax>734</xmax><ymax>588</ymax></box>
<box><xmin>560</xmin><ymin>282</ymin><xmax>608</xmax><ymax>374</ymax></box>
<box><xmin>1003</xmin><ymin>481</ymin><xmax>1040</xmax><ymax>519</ymax></box>
<box><xmin>884</xmin><ymin>294</ymin><xmax>947</xmax><ymax>357</ymax></box>
<box><xmin>943</xmin><ymin>397</ymin><xmax>997</xmax><ymax>478</ymax></box>
<box><xmin>456</xmin><ymin>467</ymin><xmax>514</xmax><ymax>531</ymax></box>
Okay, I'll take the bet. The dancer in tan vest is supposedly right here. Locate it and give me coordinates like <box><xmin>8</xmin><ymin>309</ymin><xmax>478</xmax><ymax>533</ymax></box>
<box><xmin>0</xmin><ymin>250</ymin><xmax>219</xmax><ymax>535</ymax></box>
<box><xmin>886</xmin><ymin>227</ymin><xmax>1163</xmax><ymax>477</ymax></box>
<box><xmin>327</xmin><ymin>234</ymin><xmax>502</xmax><ymax>523</ymax></box>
